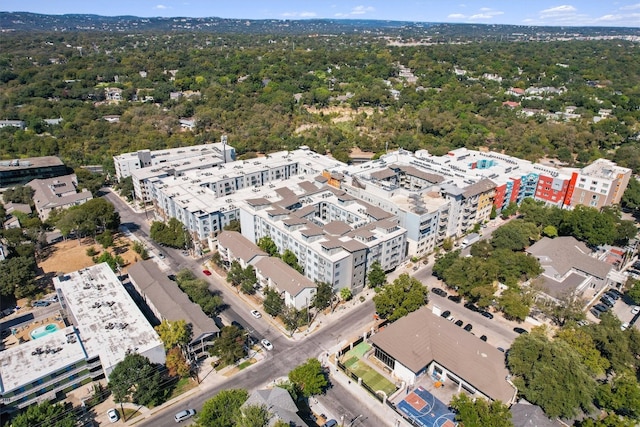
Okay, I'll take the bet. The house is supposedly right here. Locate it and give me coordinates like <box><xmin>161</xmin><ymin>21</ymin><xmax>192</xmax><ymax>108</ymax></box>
<box><xmin>510</xmin><ymin>401</ymin><xmax>561</xmax><ymax>427</ymax></box>
<box><xmin>502</xmin><ymin>101</ymin><xmax>520</xmax><ymax>108</ymax></box>
<box><xmin>217</xmin><ymin>231</ymin><xmax>267</xmax><ymax>268</ymax></box>
<box><xmin>5</xmin><ymin>202</ymin><xmax>32</xmax><ymax>215</ymax></box>
<box><xmin>104</xmin><ymin>87</ymin><xmax>123</xmax><ymax>102</ymax></box>
<box><xmin>179</xmin><ymin>118</ymin><xmax>196</xmax><ymax>131</ymax></box>
<box><xmin>0</xmin><ymin>120</ymin><xmax>25</xmax><ymax>130</ymax></box>
<box><xmin>369</xmin><ymin>306</ymin><xmax>517</xmax><ymax>403</ymax></box>
<box><xmin>103</xmin><ymin>115</ymin><xmax>121</xmax><ymax>123</ymax></box>
<box><xmin>254</xmin><ymin>257</ymin><xmax>317</xmax><ymax>310</ymax></box>
<box><xmin>526</xmin><ymin>236</ymin><xmax>616</xmax><ymax>303</ymax></box>
<box><xmin>44</xmin><ymin>118</ymin><xmax>63</xmax><ymax>126</ymax></box>
<box><xmin>28</xmin><ymin>174</ymin><xmax>93</xmax><ymax>221</ymax></box>
<box><xmin>242</xmin><ymin>388</ymin><xmax>306</xmax><ymax>426</ymax></box>
<box><xmin>506</xmin><ymin>88</ymin><xmax>525</xmax><ymax>97</ymax></box>
<box><xmin>127</xmin><ymin>260</ymin><xmax>220</xmax><ymax>360</ymax></box>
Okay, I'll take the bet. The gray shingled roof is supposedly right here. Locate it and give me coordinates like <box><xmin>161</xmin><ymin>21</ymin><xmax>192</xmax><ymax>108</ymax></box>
<box><xmin>371</xmin><ymin>168</ymin><xmax>397</xmax><ymax>180</ymax></box>
<box><xmin>324</xmin><ymin>221</ymin><xmax>352</xmax><ymax>236</ymax></box>
<box><xmin>254</xmin><ymin>257</ymin><xmax>316</xmax><ymax>298</ymax></box>
<box><xmin>526</xmin><ymin>236</ymin><xmax>612</xmax><ymax>280</ymax></box>
<box><xmin>462</xmin><ymin>178</ymin><xmax>496</xmax><ymax>198</ymax></box>
<box><xmin>369</xmin><ymin>306</ymin><xmax>515</xmax><ymax>402</ymax></box>
<box><xmin>242</xmin><ymin>388</ymin><xmax>306</xmax><ymax>427</ymax></box>
<box><xmin>127</xmin><ymin>260</ymin><xmax>219</xmax><ymax>344</ymax></box>
<box><xmin>510</xmin><ymin>402</ymin><xmax>560</xmax><ymax>427</ymax></box>
<box><xmin>217</xmin><ymin>231</ymin><xmax>267</xmax><ymax>264</ymax></box>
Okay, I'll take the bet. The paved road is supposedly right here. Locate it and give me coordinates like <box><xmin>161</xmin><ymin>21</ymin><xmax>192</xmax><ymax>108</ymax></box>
<box><xmin>102</xmin><ymin>188</ymin><xmax>385</xmax><ymax>427</ymax></box>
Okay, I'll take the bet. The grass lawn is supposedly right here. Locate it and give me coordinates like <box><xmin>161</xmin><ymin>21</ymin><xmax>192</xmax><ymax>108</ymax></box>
<box><xmin>344</xmin><ymin>357</ymin><xmax>397</xmax><ymax>397</ymax></box>
<box><xmin>167</xmin><ymin>377</ymin><xmax>198</xmax><ymax>400</ymax></box>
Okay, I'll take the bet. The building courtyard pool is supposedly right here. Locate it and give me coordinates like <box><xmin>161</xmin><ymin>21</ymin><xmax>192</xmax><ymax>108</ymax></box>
<box><xmin>30</xmin><ymin>323</ymin><xmax>60</xmax><ymax>340</ymax></box>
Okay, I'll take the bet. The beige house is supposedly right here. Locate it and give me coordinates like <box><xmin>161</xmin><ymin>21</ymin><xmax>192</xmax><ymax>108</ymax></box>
<box><xmin>28</xmin><ymin>174</ymin><xmax>93</xmax><ymax>221</ymax></box>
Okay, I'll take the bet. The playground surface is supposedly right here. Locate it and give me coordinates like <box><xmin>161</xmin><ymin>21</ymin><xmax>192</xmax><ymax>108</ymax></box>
<box><xmin>397</xmin><ymin>386</ymin><xmax>457</xmax><ymax>427</ymax></box>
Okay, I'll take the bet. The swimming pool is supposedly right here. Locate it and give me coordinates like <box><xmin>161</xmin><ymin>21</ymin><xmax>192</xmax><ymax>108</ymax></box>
<box><xmin>30</xmin><ymin>323</ymin><xmax>60</xmax><ymax>340</ymax></box>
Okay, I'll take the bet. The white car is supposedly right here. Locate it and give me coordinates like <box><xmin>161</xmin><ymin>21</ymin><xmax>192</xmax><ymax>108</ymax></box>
<box><xmin>632</xmin><ymin>306</ymin><xmax>640</xmax><ymax>315</ymax></box>
<box><xmin>250</xmin><ymin>309</ymin><xmax>262</xmax><ymax>319</ymax></box>
<box><xmin>107</xmin><ymin>408</ymin><xmax>119</xmax><ymax>423</ymax></box>
<box><xmin>261</xmin><ymin>339</ymin><xmax>273</xmax><ymax>351</ymax></box>
<box><xmin>174</xmin><ymin>408</ymin><xmax>196</xmax><ymax>423</ymax></box>
<box><xmin>621</xmin><ymin>323</ymin><xmax>629</xmax><ymax>331</ymax></box>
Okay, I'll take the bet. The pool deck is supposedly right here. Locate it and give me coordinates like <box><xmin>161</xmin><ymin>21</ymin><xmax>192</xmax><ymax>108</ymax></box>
<box><xmin>1</xmin><ymin>313</ymin><xmax>67</xmax><ymax>348</ymax></box>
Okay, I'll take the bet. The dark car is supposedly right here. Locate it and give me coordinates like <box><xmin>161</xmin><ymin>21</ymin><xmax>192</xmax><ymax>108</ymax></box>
<box><xmin>231</xmin><ymin>321</ymin><xmax>244</xmax><ymax>330</ymax></box>
<box><xmin>464</xmin><ymin>302</ymin><xmax>480</xmax><ymax>312</ymax></box>
<box><xmin>455</xmin><ymin>320</ymin><xmax>464</xmax><ymax>327</ymax></box>
<box><xmin>448</xmin><ymin>295</ymin><xmax>462</xmax><ymax>303</ymax></box>
<box><xmin>590</xmin><ymin>308</ymin><xmax>602</xmax><ymax>318</ymax></box>
<box><xmin>600</xmin><ymin>297</ymin><xmax>615</xmax><ymax>308</ymax></box>
<box><xmin>497</xmin><ymin>347</ymin><xmax>505</xmax><ymax>353</ymax></box>
<box><xmin>480</xmin><ymin>311</ymin><xmax>494</xmax><ymax>319</ymax></box>
<box><xmin>480</xmin><ymin>335</ymin><xmax>487</xmax><ymax>342</ymax></box>
<box><xmin>464</xmin><ymin>323</ymin><xmax>473</xmax><ymax>332</ymax></box>
<box><xmin>441</xmin><ymin>310</ymin><xmax>451</xmax><ymax>318</ymax></box>
<box><xmin>33</xmin><ymin>301</ymin><xmax>50</xmax><ymax>307</ymax></box>
<box><xmin>431</xmin><ymin>287</ymin><xmax>447</xmax><ymax>297</ymax></box>
<box><xmin>513</xmin><ymin>327</ymin><xmax>528</xmax><ymax>334</ymax></box>
<box><xmin>604</xmin><ymin>290</ymin><xmax>620</xmax><ymax>300</ymax></box>
<box><xmin>593</xmin><ymin>303</ymin><xmax>609</xmax><ymax>312</ymax></box>
<box><xmin>608</xmin><ymin>288</ymin><xmax>623</xmax><ymax>298</ymax></box>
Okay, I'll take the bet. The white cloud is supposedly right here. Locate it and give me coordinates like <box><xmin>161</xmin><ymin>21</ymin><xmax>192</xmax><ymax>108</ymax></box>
<box><xmin>447</xmin><ymin>13</ymin><xmax>466</xmax><ymax>19</ymax></box>
<box><xmin>350</xmin><ymin>5</ymin><xmax>375</xmax><ymax>15</ymax></box>
<box><xmin>282</xmin><ymin>11</ymin><xmax>317</xmax><ymax>18</ymax></box>
<box><xmin>620</xmin><ymin>3</ymin><xmax>640</xmax><ymax>10</ymax></box>
<box><xmin>540</xmin><ymin>5</ymin><xmax>577</xmax><ymax>16</ymax></box>
<box><xmin>154</xmin><ymin>4</ymin><xmax>168</xmax><ymax>9</ymax></box>
<box><xmin>595</xmin><ymin>12</ymin><xmax>640</xmax><ymax>22</ymax></box>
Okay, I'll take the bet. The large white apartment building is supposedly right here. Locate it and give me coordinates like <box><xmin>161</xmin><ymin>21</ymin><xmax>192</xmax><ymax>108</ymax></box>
<box><xmin>0</xmin><ymin>263</ymin><xmax>165</xmax><ymax>414</ymax></box>
<box><xmin>114</xmin><ymin>140</ymin><xmax>235</xmax><ymax>181</ymax></box>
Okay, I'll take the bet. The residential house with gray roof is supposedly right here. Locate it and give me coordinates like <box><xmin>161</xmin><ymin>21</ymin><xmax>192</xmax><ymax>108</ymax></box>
<box><xmin>28</xmin><ymin>174</ymin><xmax>93</xmax><ymax>221</ymax></box>
<box><xmin>242</xmin><ymin>387</ymin><xmax>306</xmax><ymax>426</ymax></box>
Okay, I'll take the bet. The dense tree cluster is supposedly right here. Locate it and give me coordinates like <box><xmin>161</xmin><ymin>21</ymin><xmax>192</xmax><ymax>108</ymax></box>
<box><xmin>373</xmin><ymin>273</ymin><xmax>429</xmax><ymax>321</ymax></box>
<box><xmin>108</xmin><ymin>353</ymin><xmax>165</xmax><ymax>407</ymax></box>
<box><xmin>175</xmin><ymin>269</ymin><xmax>223</xmax><ymax>316</ymax></box>
<box><xmin>150</xmin><ymin>217</ymin><xmax>190</xmax><ymax>248</ymax></box>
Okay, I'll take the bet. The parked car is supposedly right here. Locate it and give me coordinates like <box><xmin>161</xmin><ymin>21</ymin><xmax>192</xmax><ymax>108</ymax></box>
<box><xmin>447</xmin><ymin>295</ymin><xmax>462</xmax><ymax>303</ymax></box>
<box><xmin>590</xmin><ymin>308</ymin><xmax>602</xmax><ymax>318</ymax></box>
<box><xmin>593</xmin><ymin>303</ymin><xmax>609</xmax><ymax>312</ymax></box>
<box><xmin>33</xmin><ymin>301</ymin><xmax>50</xmax><ymax>307</ymax></box>
<box><xmin>455</xmin><ymin>320</ymin><xmax>464</xmax><ymax>327</ymax></box>
<box><xmin>250</xmin><ymin>310</ymin><xmax>262</xmax><ymax>319</ymax></box>
<box><xmin>440</xmin><ymin>310</ymin><xmax>451</xmax><ymax>318</ymax></box>
<box><xmin>497</xmin><ymin>347</ymin><xmax>505</xmax><ymax>353</ymax></box>
<box><xmin>463</xmin><ymin>302</ymin><xmax>480</xmax><ymax>312</ymax></box>
<box><xmin>174</xmin><ymin>409</ymin><xmax>196</xmax><ymax>423</ymax></box>
<box><xmin>513</xmin><ymin>327</ymin><xmax>528</xmax><ymax>334</ymax></box>
<box><xmin>261</xmin><ymin>339</ymin><xmax>273</xmax><ymax>351</ymax></box>
<box><xmin>605</xmin><ymin>290</ymin><xmax>620</xmax><ymax>300</ymax></box>
<box><xmin>322</xmin><ymin>420</ymin><xmax>338</xmax><ymax>427</ymax></box>
<box><xmin>480</xmin><ymin>311</ymin><xmax>494</xmax><ymax>319</ymax></box>
<box><xmin>599</xmin><ymin>297</ymin><xmax>614</xmax><ymax>308</ymax></box>
<box><xmin>107</xmin><ymin>408</ymin><xmax>119</xmax><ymax>423</ymax></box>
<box><xmin>464</xmin><ymin>323</ymin><xmax>473</xmax><ymax>332</ymax></box>
<box><xmin>632</xmin><ymin>306</ymin><xmax>640</xmax><ymax>315</ymax></box>
<box><xmin>158</xmin><ymin>252</ymin><xmax>165</xmax><ymax>259</ymax></box>
<box><xmin>621</xmin><ymin>323</ymin><xmax>629</xmax><ymax>331</ymax></box>
<box><xmin>608</xmin><ymin>288</ymin><xmax>623</xmax><ymax>298</ymax></box>
<box><xmin>480</xmin><ymin>335</ymin><xmax>487</xmax><ymax>342</ymax></box>
<box><xmin>431</xmin><ymin>287</ymin><xmax>447</xmax><ymax>297</ymax></box>
<box><xmin>202</xmin><ymin>269</ymin><xmax>212</xmax><ymax>276</ymax></box>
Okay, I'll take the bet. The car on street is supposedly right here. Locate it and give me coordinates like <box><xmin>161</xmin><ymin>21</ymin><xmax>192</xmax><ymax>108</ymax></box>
<box><xmin>174</xmin><ymin>409</ymin><xmax>196</xmax><ymax>423</ymax></box>
<box><xmin>261</xmin><ymin>339</ymin><xmax>273</xmax><ymax>351</ymax></box>
<box><xmin>464</xmin><ymin>323</ymin><xmax>473</xmax><ymax>332</ymax></box>
<box><xmin>107</xmin><ymin>408</ymin><xmax>119</xmax><ymax>423</ymax></box>
<box><xmin>448</xmin><ymin>295</ymin><xmax>462</xmax><ymax>303</ymax></box>
<box><xmin>497</xmin><ymin>347</ymin><xmax>505</xmax><ymax>353</ymax></box>
<box><xmin>431</xmin><ymin>287</ymin><xmax>447</xmax><ymax>297</ymax></box>
<box><xmin>158</xmin><ymin>252</ymin><xmax>165</xmax><ymax>259</ymax></box>
<box><xmin>632</xmin><ymin>306</ymin><xmax>640</xmax><ymax>315</ymax></box>
<box><xmin>480</xmin><ymin>335</ymin><xmax>487</xmax><ymax>341</ymax></box>
<box><xmin>440</xmin><ymin>310</ymin><xmax>451</xmax><ymax>318</ymax></box>
<box><xmin>480</xmin><ymin>311</ymin><xmax>494</xmax><ymax>319</ymax></box>
<box><xmin>464</xmin><ymin>302</ymin><xmax>480</xmax><ymax>312</ymax></box>
<box><xmin>454</xmin><ymin>320</ymin><xmax>464</xmax><ymax>327</ymax></box>
<box><xmin>513</xmin><ymin>327</ymin><xmax>528</xmax><ymax>334</ymax></box>
<box><xmin>33</xmin><ymin>301</ymin><xmax>50</xmax><ymax>307</ymax></box>
<box><xmin>251</xmin><ymin>310</ymin><xmax>262</xmax><ymax>319</ymax></box>
<box><xmin>202</xmin><ymin>269</ymin><xmax>212</xmax><ymax>276</ymax></box>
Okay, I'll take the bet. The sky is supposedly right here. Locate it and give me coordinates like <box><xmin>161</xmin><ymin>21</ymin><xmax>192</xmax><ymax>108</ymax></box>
<box><xmin>3</xmin><ymin>1</ymin><xmax>640</xmax><ymax>27</ymax></box>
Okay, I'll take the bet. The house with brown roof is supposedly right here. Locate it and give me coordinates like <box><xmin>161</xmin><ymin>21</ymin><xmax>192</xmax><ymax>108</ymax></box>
<box><xmin>28</xmin><ymin>174</ymin><xmax>93</xmax><ymax>221</ymax></box>
<box><xmin>526</xmin><ymin>236</ymin><xmax>616</xmax><ymax>303</ymax></box>
<box><xmin>127</xmin><ymin>260</ymin><xmax>220</xmax><ymax>360</ymax></box>
<box><xmin>370</xmin><ymin>306</ymin><xmax>517</xmax><ymax>404</ymax></box>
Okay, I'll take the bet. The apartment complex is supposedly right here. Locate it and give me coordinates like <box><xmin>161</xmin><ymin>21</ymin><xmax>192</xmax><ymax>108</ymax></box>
<box><xmin>121</xmin><ymin>145</ymin><xmax>630</xmax><ymax>290</ymax></box>
<box><xmin>0</xmin><ymin>263</ymin><xmax>165</xmax><ymax>414</ymax></box>
<box><xmin>0</xmin><ymin>156</ymin><xmax>69</xmax><ymax>189</ymax></box>
<box><xmin>28</xmin><ymin>174</ymin><xmax>93</xmax><ymax>221</ymax></box>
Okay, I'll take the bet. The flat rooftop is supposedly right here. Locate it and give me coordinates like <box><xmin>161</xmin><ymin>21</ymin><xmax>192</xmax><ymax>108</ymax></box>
<box><xmin>0</xmin><ymin>156</ymin><xmax>64</xmax><ymax>171</ymax></box>
<box><xmin>0</xmin><ymin>326</ymin><xmax>86</xmax><ymax>393</ymax></box>
<box><xmin>53</xmin><ymin>263</ymin><xmax>162</xmax><ymax>370</ymax></box>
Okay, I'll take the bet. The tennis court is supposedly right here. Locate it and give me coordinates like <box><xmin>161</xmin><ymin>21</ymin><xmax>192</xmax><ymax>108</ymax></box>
<box><xmin>397</xmin><ymin>386</ymin><xmax>456</xmax><ymax>427</ymax></box>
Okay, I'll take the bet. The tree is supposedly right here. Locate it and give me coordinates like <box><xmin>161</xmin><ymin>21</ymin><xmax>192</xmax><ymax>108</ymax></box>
<box><xmin>227</xmin><ymin>260</ymin><xmax>244</xmax><ymax>286</ymax></box>
<box><xmin>537</xmin><ymin>291</ymin><xmax>586</xmax><ymax>326</ymax></box>
<box><xmin>541</xmin><ymin>225</ymin><xmax>558</xmax><ymax>238</ymax></box>
<box><xmin>210</xmin><ymin>325</ymin><xmax>246</xmax><ymax>366</ymax></box>
<box><xmin>280</xmin><ymin>306</ymin><xmax>307</xmax><ymax>337</ymax></box>
<box><xmin>263</xmin><ymin>286</ymin><xmax>284</xmax><ymax>316</ymax></box>
<box><xmin>257</xmin><ymin>236</ymin><xmax>279</xmax><ymax>257</ymax></box>
<box><xmin>595</xmin><ymin>373</ymin><xmax>640</xmax><ymax>419</ymax></box>
<box><xmin>627</xmin><ymin>280</ymin><xmax>640</xmax><ymax>305</ymax></box>
<box><xmin>154</xmin><ymin>319</ymin><xmax>192</xmax><ymax>350</ymax></box>
<box><xmin>449</xmin><ymin>393</ymin><xmax>513</xmax><ymax>427</ymax></box>
<box><xmin>491</xmin><ymin>219</ymin><xmax>539</xmax><ymax>251</ymax></box>
<box><xmin>8</xmin><ymin>401</ymin><xmax>76</xmax><ymax>427</ymax></box>
<box><xmin>96</xmin><ymin>230</ymin><xmax>114</xmax><ymax>248</ymax></box>
<box><xmin>166</xmin><ymin>347</ymin><xmax>191</xmax><ymax>378</ymax></box>
<box><xmin>108</xmin><ymin>353</ymin><xmax>164</xmax><ymax>407</ymax></box>
<box><xmin>432</xmin><ymin>250</ymin><xmax>461</xmax><ymax>279</ymax></box>
<box><xmin>235</xmin><ymin>404</ymin><xmax>271</xmax><ymax>427</ymax></box>
<box><xmin>622</xmin><ymin>177</ymin><xmax>640</xmax><ymax>210</ymax></box>
<box><xmin>313</xmin><ymin>281</ymin><xmax>334</xmax><ymax>310</ymax></box>
<box><xmin>373</xmin><ymin>274</ymin><xmax>429</xmax><ymax>322</ymax></box>
<box><xmin>240</xmin><ymin>265</ymin><xmax>258</xmax><ymax>294</ymax></box>
<box><xmin>555</xmin><ymin>327</ymin><xmax>610</xmax><ymax>376</ymax></box>
<box><xmin>288</xmin><ymin>358</ymin><xmax>328</xmax><ymax>398</ymax></box>
<box><xmin>282</xmin><ymin>249</ymin><xmax>303</xmax><ymax>273</ymax></box>
<box><xmin>3</xmin><ymin>185</ymin><xmax>34</xmax><ymax>205</ymax></box>
<box><xmin>498</xmin><ymin>288</ymin><xmax>532</xmax><ymax>321</ymax></box>
<box><xmin>197</xmin><ymin>389</ymin><xmax>249</xmax><ymax>427</ymax></box>
<box><xmin>0</xmin><ymin>256</ymin><xmax>36</xmax><ymax>298</ymax></box>
<box><xmin>150</xmin><ymin>218</ymin><xmax>190</xmax><ymax>248</ymax></box>
<box><xmin>340</xmin><ymin>287</ymin><xmax>352</xmax><ymax>301</ymax></box>
<box><xmin>223</xmin><ymin>220</ymin><xmax>241</xmax><ymax>233</ymax></box>
<box><xmin>367</xmin><ymin>261</ymin><xmax>386</xmax><ymax>288</ymax></box>
<box><xmin>507</xmin><ymin>328</ymin><xmax>596</xmax><ymax>418</ymax></box>
<box><xmin>93</xmin><ymin>251</ymin><xmax>125</xmax><ymax>272</ymax></box>
<box><xmin>500</xmin><ymin>201</ymin><xmax>518</xmax><ymax>219</ymax></box>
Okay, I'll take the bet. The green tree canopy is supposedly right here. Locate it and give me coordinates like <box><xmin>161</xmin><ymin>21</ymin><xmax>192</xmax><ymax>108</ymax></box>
<box><xmin>491</xmin><ymin>219</ymin><xmax>540</xmax><ymax>251</ymax></box>
<box><xmin>367</xmin><ymin>261</ymin><xmax>386</xmax><ymax>288</ymax></box>
<box><xmin>263</xmin><ymin>286</ymin><xmax>284</xmax><ymax>316</ymax></box>
<box><xmin>313</xmin><ymin>281</ymin><xmax>334</xmax><ymax>310</ymax></box>
<box><xmin>108</xmin><ymin>353</ymin><xmax>164</xmax><ymax>407</ymax></box>
<box><xmin>7</xmin><ymin>401</ymin><xmax>76</xmax><ymax>427</ymax></box>
<box><xmin>450</xmin><ymin>393</ymin><xmax>513</xmax><ymax>427</ymax></box>
<box><xmin>197</xmin><ymin>389</ymin><xmax>249</xmax><ymax>427</ymax></box>
<box><xmin>154</xmin><ymin>319</ymin><xmax>192</xmax><ymax>350</ymax></box>
<box><xmin>373</xmin><ymin>273</ymin><xmax>429</xmax><ymax>321</ymax></box>
<box><xmin>211</xmin><ymin>325</ymin><xmax>246</xmax><ymax>366</ymax></box>
<box><xmin>0</xmin><ymin>255</ymin><xmax>36</xmax><ymax>298</ymax></box>
<box><xmin>235</xmin><ymin>404</ymin><xmax>272</xmax><ymax>427</ymax></box>
<box><xmin>150</xmin><ymin>217</ymin><xmax>190</xmax><ymax>248</ymax></box>
<box><xmin>257</xmin><ymin>236</ymin><xmax>279</xmax><ymax>257</ymax></box>
<box><xmin>288</xmin><ymin>358</ymin><xmax>328</xmax><ymax>398</ymax></box>
<box><xmin>282</xmin><ymin>249</ymin><xmax>303</xmax><ymax>273</ymax></box>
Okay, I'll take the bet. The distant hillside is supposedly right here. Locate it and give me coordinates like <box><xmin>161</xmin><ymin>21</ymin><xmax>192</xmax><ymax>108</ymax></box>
<box><xmin>1</xmin><ymin>12</ymin><xmax>640</xmax><ymax>39</ymax></box>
